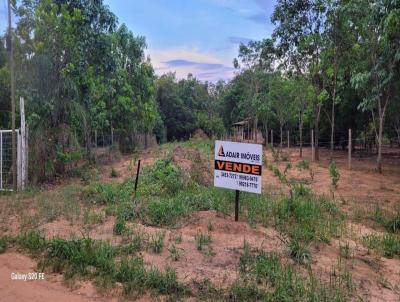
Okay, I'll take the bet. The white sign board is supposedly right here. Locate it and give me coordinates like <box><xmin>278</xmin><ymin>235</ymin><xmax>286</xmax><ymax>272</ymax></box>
<box><xmin>214</xmin><ymin>140</ymin><xmax>262</xmax><ymax>194</ymax></box>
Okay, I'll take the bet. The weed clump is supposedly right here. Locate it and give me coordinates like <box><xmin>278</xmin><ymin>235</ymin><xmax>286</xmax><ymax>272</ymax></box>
<box><xmin>232</xmin><ymin>249</ymin><xmax>353</xmax><ymax>301</ymax></box>
<box><xmin>362</xmin><ymin>234</ymin><xmax>400</xmax><ymax>257</ymax></box>
<box><xmin>149</xmin><ymin>231</ymin><xmax>166</xmax><ymax>253</ymax></box>
<box><xmin>195</xmin><ymin>231</ymin><xmax>212</xmax><ymax>251</ymax></box>
<box><xmin>297</xmin><ymin>160</ymin><xmax>310</xmax><ymax>170</ymax></box>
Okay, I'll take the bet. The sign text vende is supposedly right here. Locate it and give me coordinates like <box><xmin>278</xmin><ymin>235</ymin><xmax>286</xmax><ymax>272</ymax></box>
<box><xmin>214</xmin><ymin>140</ymin><xmax>262</xmax><ymax>194</ymax></box>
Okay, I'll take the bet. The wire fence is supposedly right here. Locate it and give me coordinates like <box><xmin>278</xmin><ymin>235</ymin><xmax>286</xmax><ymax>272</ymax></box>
<box><xmin>0</xmin><ymin>130</ymin><xmax>13</xmax><ymax>190</ymax></box>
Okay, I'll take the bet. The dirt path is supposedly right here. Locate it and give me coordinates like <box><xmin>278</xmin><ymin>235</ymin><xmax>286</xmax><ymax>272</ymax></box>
<box><xmin>0</xmin><ymin>252</ymin><xmax>112</xmax><ymax>302</ymax></box>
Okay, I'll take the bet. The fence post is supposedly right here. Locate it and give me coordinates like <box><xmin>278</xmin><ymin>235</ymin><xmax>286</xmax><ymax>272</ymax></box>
<box><xmin>348</xmin><ymin>128</ymin><xmax>352</xmax><ymax>170</ymax></box>
<box><xmin>311</xmin><ymin>129</ymin><xmax>315</xmax><ymax>162</ymax></box>
<box><xmin>20</xmin><ymin>97</ymin><xmax>27</xmax><ymax>189</ymax></box>
<box><xmin>287</xmin><ymin>130</ymin><xmax>290</xmax><ymax>151</ymax></box>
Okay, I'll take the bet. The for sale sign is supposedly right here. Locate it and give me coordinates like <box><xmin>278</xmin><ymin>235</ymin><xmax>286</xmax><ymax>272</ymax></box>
<box><xmin>214</xmin><ymin>140</ymin><xmax>262</xmax><ymax>194</ymax></box>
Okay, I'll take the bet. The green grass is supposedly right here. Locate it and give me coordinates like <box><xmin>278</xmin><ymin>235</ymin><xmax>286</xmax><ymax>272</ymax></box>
<box><xmin>117</xmin><ymin>257</ymin><xmax>186</xmax><ymax>296</ymax></box>
<box><xmin>113</xmin><ymin>215</ymin><xmax>126</xmax><ymax>235</ymax></box>
<box><xmin>17</xmin><ymin>230</ymin><xmax>46</xmax><ymax>255</ymax></box>
<box><xmin>0</xmin><ymin>236</ymin><xmax>8</xmax><ymax>253</ymax></box>
<box><xmin>148</xmin><ymin>231</ymin><xmax>165</xmax><ymax>253</ymax></box>
<box><xmin>362</xmin><ymin>233</ymin><xmax>400</xmax><ymax>257</ymax></box>
<box><xmin>371</xmin><ymin>206</ymin><xmax>400</xmax><ymax>233</ymax></box>
<box><xmin>297</xmin><ymin>160</ymin><xmax>310</xmax><ymax>170</ymax></box>
<box><xmin>8</xmin><ymin>231</ymin><xmax>186</xmax><ymax>298</ymax></box>
<box><xmin>232</xmin><ymin>249</ymin><xmax>353</xmax><ymax>301</ymax></box>
<box><xmin>168</xmin><ymin>244</ymin><xmax>184</xmax><ymax>261</ymax></box>
<box><xmin>195</xmin><ymin>231</ymin><xmax>212</xmax><ymax>251</ymax></box>
<box><xmin>240</xmin><ymin>192</ymin><xmax>343</xmax><ymax>244</ymax></box>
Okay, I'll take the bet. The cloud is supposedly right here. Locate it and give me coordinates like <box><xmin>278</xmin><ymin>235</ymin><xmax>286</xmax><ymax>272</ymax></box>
<box><xmin>148</xmin><ymin>48</ymin><xmax>235</xmax><ymax>82</ymax></box>
<box><xmin>163</xmin><ymin>59</ymin><xmax>224</xmax><ymax>70</ymax></box>
<box><xmin>247</xmin><ymin>13</ymin><xmax>267</xmax><ymax>24</ymax></box>
<box><xmin>253</xmin><ymin>0</ymin><xmax>276</xmax><ymax>13</ymax></box>
<box><xmin>228</xmin><ymin>36</ymin><xmax>253</xmax><ymax>45</ymax></box>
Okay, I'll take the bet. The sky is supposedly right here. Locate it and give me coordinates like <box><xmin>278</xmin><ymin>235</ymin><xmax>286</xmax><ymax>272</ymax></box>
<box><xmin>0</xmin><ymin>0</ymin><xmax>277</xmax><ymax>82</ymax></box>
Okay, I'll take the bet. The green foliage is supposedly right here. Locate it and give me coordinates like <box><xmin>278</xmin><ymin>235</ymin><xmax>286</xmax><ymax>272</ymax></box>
<box><xmin>234</xmin><ymin>250</ymin><xmax>352</xmax><ymax>301</ymax></box>
<box><xmin>148</xmin><ymin>231</ymin><xmax>165</xmax><ymax>254</ymax></box>
<box><xmin>113</xmin><ymin>215</ymin><xmax>126</xmax><ymax>235</ymax></box>
<box><xmin>297</xmin><ymin>160</ymin><xmax>310</xmax><ymax>170</ymax></box>
<box><xmin>82</xmin><ymin>180</ymin><xmax>135</xmax><ymax>205</ymax></box>
<box><xmin>285</xmin><ymin>238</ymin><xmax>312</xmax><ymax>264</ymax></box>
<box><xmin>168</xmin><ymin>244</ymin><xmax>184</xmax><ymax>261</ymax></box>
<box><xmin>362</xmin><ymin>234</ymin><xmax>400</xmax><ymax>257</ymax></box>
<box><xmin>195</xmin><ymin>231</ymin><xmax>212</xmax><ymax>251</ymax></box>
<box><xmin>140</xmin><ymin>158</ymin><xmax>182</xmax><ymax>195</ymax></box>
<box><xmin>329</xmin><ymin>161</ymin><xmax>340</xmax><ymax>189</ymax></box>
<box><xmin>17</xmin><ymin>230</ymin><xmax>46</xmax><ymax>254</ymax></box>
<box><xmin>116</xmin><ymin>257</ymin><xmax>186</xmax><ymax>296</ymax></box>
<box><xmin>0</xmin><ymin>236</ymin><xmax>8</xmax><ymax>253</ymax></box>
<box><xmin>110</xmin><ymin>167</ymin><xmax>119</xmax><ymax>178</ymax></box>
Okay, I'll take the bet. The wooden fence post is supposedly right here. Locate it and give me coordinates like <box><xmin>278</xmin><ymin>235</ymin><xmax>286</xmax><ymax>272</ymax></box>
<box><xmin>348</xmin><ymin>128</ymin><xmax>352</xmax><ymax>170</ymax></box>
<box><xmin>311</xmin><ymin>129</ymin><xmax>315</xmax><ymax>162</ymax></box>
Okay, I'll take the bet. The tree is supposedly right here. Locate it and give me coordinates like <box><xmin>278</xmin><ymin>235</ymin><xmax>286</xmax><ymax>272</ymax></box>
<box><xmin>350</xmin><ymin>0</ymin><xmax>400</xmax><ymax>173</ymax></box>
<box><xmin>292</xmin><ymin>76</ymin><xmax>314</xmax><ymax>157</ymax></box>
<box><xmin>268</xmin><ymin>76</ymin><xmax>296</xmax><ymax>150</ymax></box>
<box><xmin>234</xmin><ymin>39</ymin><xmax>276</xmax><ymax>143</ymax></box>
<box><xmin>272</xmin><ymin>0</ymin><xmax>328</xmax><ymax>160</ymax></box>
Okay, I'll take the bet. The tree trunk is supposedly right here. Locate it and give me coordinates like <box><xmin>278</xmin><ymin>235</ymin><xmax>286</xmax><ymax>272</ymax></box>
<box><xmin>377</xmin><ymin>117</ymin><xmax>383</xmax><ymax>173</ymax></box>
<box><xmin>280</xmin><ymin>123</ymin><xmax>283</xmax><ymax>150</ymax></box>
<box><xmin>315</xmin><ymin>106</ymin><xmax>321</xmax><ymax>161</ymax></box>
<box><xmin>330</xmin><ymin>88</ymin><xmax>335</xmax><ymax>158</ymax></box>
<box><xmin>299</xmin><ymin>119</ymin><xmax>303</xmax><ymax>158</ymax></box>
<box><xmin>264</xmin><ymin>120</ymin><xmax>268</xmax><ymax>146</ymax></box>
<box><xmin>395</xmin><ymin>127</ymin><xmax>400</xmax><ymax>147</ymax></box>
<box><xmin>254</xmin><ymin>116</ymin><xmax>258</xmax><ymax>143</ymax></box>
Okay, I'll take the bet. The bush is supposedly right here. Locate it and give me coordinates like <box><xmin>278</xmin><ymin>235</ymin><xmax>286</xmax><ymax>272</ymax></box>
<box><xmin>0</xmin><ymin>236</ymin><xmax>8</xmax><ymax>253</ymax></box>
<box><xmin>296</xmin><ymin>160</ymin><xmax>310</xmax><ymax>170</ymax></box>
<box><xmin>329</xmin><ymin>161</ymin><xmax>340</xmax><ymax>189</ymax></box>
<box><xmin>140</xmin><ymin>158</ymin><xmax>182</xmax><ymax>195</ymax></box>
<box><xmin>113</xmin><ymin>216</ymin><xmax>126</xmax><ymax>235</ymax></box>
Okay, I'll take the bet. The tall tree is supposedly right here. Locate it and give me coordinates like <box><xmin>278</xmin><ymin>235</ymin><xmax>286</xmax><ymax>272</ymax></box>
<box><xmin>272</xmin><ymin>0</ymin><xmax>328</xmax><ymax>160</ymax></box>
<box><xmin>350</xmin><ymin>0</ymin><xmax>400</xmax><ymax>173</ymax></box>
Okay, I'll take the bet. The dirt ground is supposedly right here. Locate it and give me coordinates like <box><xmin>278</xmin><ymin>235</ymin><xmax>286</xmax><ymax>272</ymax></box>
<box><xmin>1</xmin><ymin>145</ymin><xmax>400</xmax><ymax>301</ymax></box>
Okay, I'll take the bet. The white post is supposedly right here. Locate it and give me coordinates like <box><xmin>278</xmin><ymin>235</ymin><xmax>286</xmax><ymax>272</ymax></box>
<box><xmin>311</xmin><ymin>129</ymin><xmax>315</xmax><ymax>162</ymax></box>
<box><xmin>20</xmin><ymin>97</ymin><xmax>27</xmax><ymax>189</ymax></box>
<box><xmin>348</xmin><ymin>128</ymin><xmax>352</xmax><ymax>170</ymax></box>
<box><xmin>17</xmin><ymin>130</ymin><xmax>21</xmax><ymax>189</ymax></box>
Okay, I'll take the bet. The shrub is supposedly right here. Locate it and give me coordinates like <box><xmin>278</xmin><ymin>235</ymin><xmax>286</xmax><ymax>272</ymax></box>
<box><xmin>329</xmin><ymin>161</ymin><xmax>340</xmax><ymax>189</ymax></box>
<box><xmin>149</xmin><ymin>231</ymin><xmax>165</xmax><ymax>253</ymax></box>
<box><xmin>113</xmin><ymin>216</ymin><xmax>126</xmax><ymax>235</ymax></box>
<box><xmin>0</xmin><ymin>236</ymin><xmax>8</xmax><ymax>253</ymax></box>
<box><xmin>296</xmin><ymin>160</ymin><xmax>310</xmax><ymax>170</ymax></box>
<box><xmin>110</xmin><ymin>167</ymin><xmax>119</xmax><ymax>178</ymax></box>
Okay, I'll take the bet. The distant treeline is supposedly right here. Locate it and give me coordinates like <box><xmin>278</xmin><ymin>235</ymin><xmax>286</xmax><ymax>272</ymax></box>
<box><xmin>0</xmin><ymin>0</ymin><xmax>399</xmax><ymax>179</ymax></box>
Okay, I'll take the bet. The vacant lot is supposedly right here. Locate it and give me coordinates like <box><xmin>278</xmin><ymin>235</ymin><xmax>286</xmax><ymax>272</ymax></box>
<box><xmin>1</xmin><ymin>140</ymin><xmax>400</xmax><ymax>301</ymax></box>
